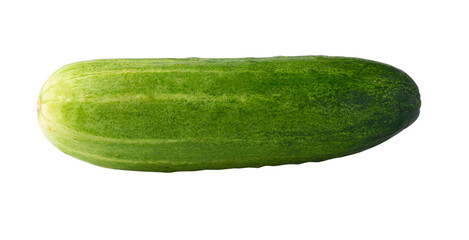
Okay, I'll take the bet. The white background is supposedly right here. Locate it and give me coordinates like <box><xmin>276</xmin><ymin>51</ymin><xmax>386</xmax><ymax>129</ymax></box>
<box><xmin>1</xmin><ymin>0</ymin><xmax>468</xmax><ymax>239</ymax></box>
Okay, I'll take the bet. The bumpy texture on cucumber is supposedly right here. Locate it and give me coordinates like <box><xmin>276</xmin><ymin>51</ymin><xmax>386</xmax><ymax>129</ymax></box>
<box><xmin>38</xmin><ymin>56</ymin><xmax>421</xmax><ymax>172</ymax></box>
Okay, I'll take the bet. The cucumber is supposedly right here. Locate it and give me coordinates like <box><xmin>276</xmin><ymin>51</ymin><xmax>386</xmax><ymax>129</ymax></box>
<box><xmin>37</xmin><ymin>56</ymin><xmax>421</xmax><ymax>172</ymax></box>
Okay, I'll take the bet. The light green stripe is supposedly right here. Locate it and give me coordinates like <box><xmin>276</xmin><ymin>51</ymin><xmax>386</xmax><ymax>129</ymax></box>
<box><xmin>50</xmin><ymin>120</ymin><xmax>263</xmax><ymax>145</ymax></box>
<box><xmin>67</xmin><ymin>93</ymin><xmax>262</xmax><ymax>103</ymax></box>
<box><xmin>51</xmin><ymin>137</ymin><xmax>168</xmax><ymax>165</ymax></box>
<box><xmin>59</xmin><ymin>69</ymin><xmax>264</xmax><ymax>79</ymax></box>
<box><xmin>59</xmin><ymin>128</ymin><xmax>261</xmax><ymax>144</ymax></box>
<box><xmin>53</xmin><ymin>123</ymin><xmax>185</xmax><ymax>144</ymax></box>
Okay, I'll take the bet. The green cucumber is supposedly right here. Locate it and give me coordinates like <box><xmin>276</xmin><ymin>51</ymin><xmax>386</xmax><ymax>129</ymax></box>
<box><xmin>37</xmin><ymin>56</ymin><xmax>421</xmax><ymax>172</ymax></box>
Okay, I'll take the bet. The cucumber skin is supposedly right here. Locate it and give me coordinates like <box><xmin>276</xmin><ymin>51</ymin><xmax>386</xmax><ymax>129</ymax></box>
<box><xmin>37</xmin><ymin>56</ymin><xmax>420</xmax><ymax>172</ymax></box>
